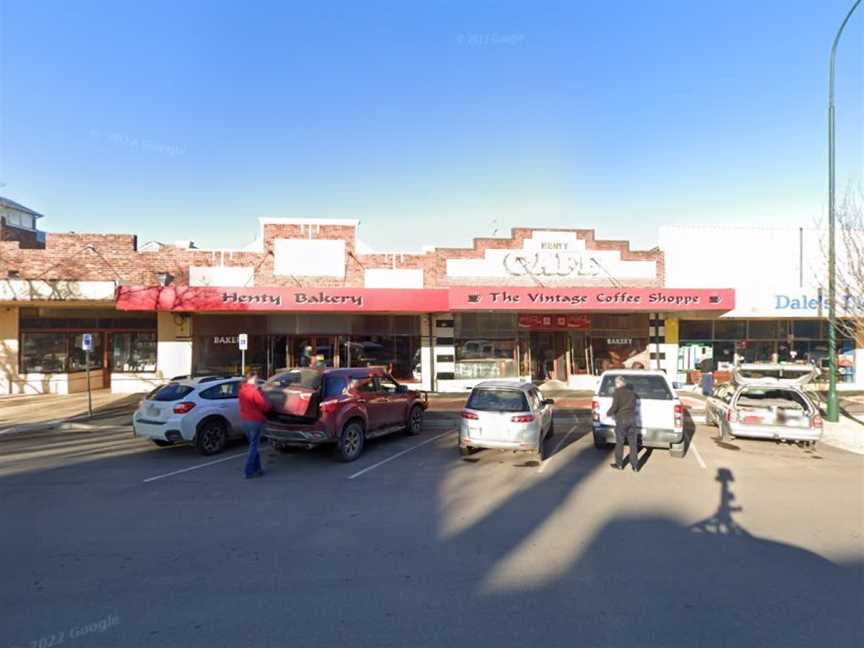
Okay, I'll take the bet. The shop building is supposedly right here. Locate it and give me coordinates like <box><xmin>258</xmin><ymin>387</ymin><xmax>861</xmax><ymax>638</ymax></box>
<box><xmin>660</xmin><ymin>225</ymin><xmax>864</xmax><ymax>386</ymax></box>
<box><xmin>1</xmin><ymin>214</ymin><xmax>859</xmax><ymax>395</ymax></box>
<box><xmin>0</xmin><ymin>216</ymin><xmax>734</xmax><ymax>393</ymax></box>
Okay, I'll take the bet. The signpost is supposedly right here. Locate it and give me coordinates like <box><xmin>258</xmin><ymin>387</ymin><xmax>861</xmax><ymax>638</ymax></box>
<box><xmin>238</xmin><ymin>333</ymin><xmax>248</xmax><ymax>375</ymax></box>
<box><xmin>82</xmin><ymin>333</ymin><xmax>94</xmax><ymax>417</ymax></box>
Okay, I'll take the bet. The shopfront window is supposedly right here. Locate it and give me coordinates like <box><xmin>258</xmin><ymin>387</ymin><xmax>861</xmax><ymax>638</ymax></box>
<box><xmin>454</xmin><ymin>313</ymin><xmax>519</xmax><ymax>380</ymax></box>
<box><xmin>339</xmin><ymin>335</ymin><xmax>420</xmax><ymax>381</ymax></box>
<box><xmin>678</xmin><ymin>318</ymin><xmax>856</xmax><ymax>380</ymax></box>
<box><xmin>111</xmin><ymin>332</ymin><xmax>157</xmax><ymax>372</ymax></box>
<box><xmin>679</xmin><ymin>320</ymin><xmax>713</xmax><ymax>340</ymax></box>
<box><xmin>21</xmin><ymin>333</ymin><xmax>68</xmax><ymax>374</ymax></box>
<box><xmin>455</xmin><ymin>338</ymin><xmax>518</xmax><ymax>380</ymax></box>
<box><xmin>69</xmin><ymin>333</ymin><xmax>105</xmax><ymax>371</ymax></box>
<box><xmin>19</xmin><ymin>309</ymin><xmax>157</xmax><ymax>375</ymax></box>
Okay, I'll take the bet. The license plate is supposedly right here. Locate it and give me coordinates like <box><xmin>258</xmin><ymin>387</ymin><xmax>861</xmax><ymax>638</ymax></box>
<box><xmin>146</xmin><ymin>405</ymin><xmax>160</xmax><ymax>417</ymax></box>
<box><xmin>469</xmin><ymin>425</ymin><xmax>481</xmax><ymax>437</ymax></box>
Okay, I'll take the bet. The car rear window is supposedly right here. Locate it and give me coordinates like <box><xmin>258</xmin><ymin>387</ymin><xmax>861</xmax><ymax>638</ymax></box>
<box><xmin>598</xmin><ymin>375</ymin><xmax>673</xmax><ymax>400</ymax></box>
<box><xmin>323</xmin><ymin>375</ymin><xmax>348</xmax><ymax>398</ymax></box>
<box><xmin>149</xmin><ymin>383</ymin><xmax>195</xmax><ymax>401</ymax></box>
<box><xmin>466</xmin><ymin>389</ymin><xmax>529</xmax><ymax>412</ymax></box>
<box><xmin>266</xmin><ymin>369</ymin><xmax>322</xmax><ymax>390</ymax></box>
<box><xmin>736</xmin><ymin>388</ymin><xmax>811</xmax><ymax>411</ymax></box>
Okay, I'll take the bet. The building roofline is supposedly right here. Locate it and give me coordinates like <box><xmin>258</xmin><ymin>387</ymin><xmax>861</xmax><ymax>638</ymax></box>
<box><xmin>0</xmin><ymin>196</ymin><xmax>44</xmax><ymax>219</ymax></box>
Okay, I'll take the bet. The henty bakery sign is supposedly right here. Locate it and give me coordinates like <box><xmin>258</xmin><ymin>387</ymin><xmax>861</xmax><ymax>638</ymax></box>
<box><xmin>115</xmin><ymin>286</ymin><xmax>450</xmax><ymax>312</ymax></box>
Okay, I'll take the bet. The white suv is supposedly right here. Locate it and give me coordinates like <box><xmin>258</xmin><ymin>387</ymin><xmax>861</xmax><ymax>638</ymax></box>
<box><xmin>592</xmin><ymin>370</ymin><xmax>686</xmax><ymax>458</ymax></box>
<box><xmin>133</xmin><ymin>377</ymin><xmax>246</xmax><ymax>455</ymax></box>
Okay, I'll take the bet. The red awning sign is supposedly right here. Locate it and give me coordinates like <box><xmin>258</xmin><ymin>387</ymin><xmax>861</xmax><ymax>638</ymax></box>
<box><xmin>449</xmin><ymin>287</ymin><xmax>734</xmax><ymax>311</ymax></box>
<box><xmin>116</xmin><ymin>286</ymin><xmax>450</xmax><ymax>313</ymax></box>
<box><xmin>517</xmin><ymin>314</ymin><xmax>591</xmax><ymax>329</ymax></box>
<box><xmin>116</xmin><ymin>285</ymin><xmax>735</xmax><ymax>313</ymax></box>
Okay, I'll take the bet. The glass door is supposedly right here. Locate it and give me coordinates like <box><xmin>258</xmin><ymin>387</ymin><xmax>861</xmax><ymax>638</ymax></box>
<box><xmin>290</xmin><ymin>336</ymin><xmax>336</xmax><ymax>368</ymax></box>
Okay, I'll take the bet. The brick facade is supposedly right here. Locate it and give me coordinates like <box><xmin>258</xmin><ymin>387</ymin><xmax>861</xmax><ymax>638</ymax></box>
<box><xmin>0</xmin><ymin>220</ymin><xmax>664</xmax><ymax>289</ymax></box>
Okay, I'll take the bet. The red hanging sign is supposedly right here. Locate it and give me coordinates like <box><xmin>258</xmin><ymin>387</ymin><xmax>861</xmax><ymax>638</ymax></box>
<box><xmin>517</xmin><ymin>314</ymin><xmax>591</xmax><ymax>329</ymax></box>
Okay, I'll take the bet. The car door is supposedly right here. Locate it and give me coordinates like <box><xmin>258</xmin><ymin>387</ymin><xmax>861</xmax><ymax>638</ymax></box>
<box><xmin>199</xmin><ymin>381</ymin><xmax>243</xmax><ymax>435</ymax></box>
<box><xmin>707</xmin><ymin>385</ymin><xmax>725</xmax><ymax>423</ymax></box>
<box><xmin>529</xmin><ymin>388</ymin><xmax>549</xmax><ymax>432</ymax></box>
<box><xmin>354</xmin><ymin>377</ymin><xmax>386</xmax><ymax>433</ymax></box>
<box><xmin>378</xmin><ymin>374</ymin><xmax>410</xmax><ymax>429</ymax></box>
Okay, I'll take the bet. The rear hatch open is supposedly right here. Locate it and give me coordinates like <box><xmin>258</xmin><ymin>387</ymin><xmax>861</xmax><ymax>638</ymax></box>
<box><xmin>264</xmin><ymin>369</ymin><xmax>323</xmax><ymax>423</ymax></box>
<box><xmin>733</xmin><ymin>386</ymin><xmax>815</xmax><ymax>429</ymax></box>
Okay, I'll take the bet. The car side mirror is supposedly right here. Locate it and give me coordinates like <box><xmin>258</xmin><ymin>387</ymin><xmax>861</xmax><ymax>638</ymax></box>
<box><xmin>541</xmin><ymin>398</ymin><xmax>554</xmax><ymax>406</ymax></box>
<box><xmin>396</xmin><ymin>384</ymin><xmax>408</xmax><ymax>394</ymax></box>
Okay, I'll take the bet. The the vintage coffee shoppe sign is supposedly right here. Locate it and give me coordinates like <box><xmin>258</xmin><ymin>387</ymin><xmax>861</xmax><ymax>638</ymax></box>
<box><xmin>117</xmin><ymin>286</ymin><xmax>734</xmax><ymax>312</ymax></box>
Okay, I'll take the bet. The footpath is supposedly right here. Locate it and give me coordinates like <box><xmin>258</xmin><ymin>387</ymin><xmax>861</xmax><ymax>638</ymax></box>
<box><xmin>0</xmin><ymin>391</ymin><xmax>138</xmax><ymax>435</ymax></box>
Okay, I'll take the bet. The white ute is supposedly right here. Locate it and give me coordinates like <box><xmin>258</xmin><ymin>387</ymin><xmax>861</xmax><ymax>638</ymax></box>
<box><xmin>592</xmin><ymin>370</ymin><xmax>686</xmax><ymax>458</ymax></box>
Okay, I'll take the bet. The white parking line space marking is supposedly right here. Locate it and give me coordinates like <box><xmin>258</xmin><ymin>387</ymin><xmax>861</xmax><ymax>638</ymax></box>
<box><xmin>348</xmin><ymin>431</ymin><xmax>455</xmax><ymax>480</ymax></box>
<box><xmin>142</xmin><ymin>452</ymin><xmax>247</xmax><ymax>483</ymax></box>
<box><xmin>538</xmin><ymin>424</ymin><xmax>581</xmax><ymax>474</ymax></box>
<box><xmin>690</xmin><ymin>439</ymin><xmax>707</xmax><ymax>469</ymax></box>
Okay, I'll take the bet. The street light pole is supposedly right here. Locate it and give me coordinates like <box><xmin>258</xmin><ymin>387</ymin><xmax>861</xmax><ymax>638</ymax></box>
<box><xmin>827</xmin><ymin>0</ymin><xmax>861</xmax><ymax>422</ymax></box>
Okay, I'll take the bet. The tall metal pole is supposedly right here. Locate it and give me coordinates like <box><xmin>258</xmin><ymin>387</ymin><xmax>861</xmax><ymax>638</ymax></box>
<box><xmin>827</xmin><ymin>0</ymin><xmax>862</xmax><ymax>422</ymax></box>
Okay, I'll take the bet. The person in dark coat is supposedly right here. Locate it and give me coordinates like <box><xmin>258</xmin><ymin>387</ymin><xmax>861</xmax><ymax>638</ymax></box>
<box><xmin>607</xmin><ymin>375</ymin><xmax>639</xmax><ymax>472</ymax></box>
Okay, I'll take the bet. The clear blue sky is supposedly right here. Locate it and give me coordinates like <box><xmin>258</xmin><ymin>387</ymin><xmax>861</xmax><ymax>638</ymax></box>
<box><xmin>1</xmin><ymin>0</ymin><xmax>861</xmax><ymax>251</ymax></box>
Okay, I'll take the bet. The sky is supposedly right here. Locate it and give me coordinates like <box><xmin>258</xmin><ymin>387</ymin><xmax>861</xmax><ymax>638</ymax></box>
<box><xmin>0</xmin><ymin>0</ymin><xmax>862</xmax><ymax>252</ymax></box>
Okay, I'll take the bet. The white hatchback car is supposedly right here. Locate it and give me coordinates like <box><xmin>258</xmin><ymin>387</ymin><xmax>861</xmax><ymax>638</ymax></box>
<box><xmin>459</xmin><ymin>381</ymin><xmax>554</xmax><ymax>461</ymax></box>
<box><xmin>133</xmin><ymin>377</ymin><xmax>247</xmax><ymax>455</ymax></box>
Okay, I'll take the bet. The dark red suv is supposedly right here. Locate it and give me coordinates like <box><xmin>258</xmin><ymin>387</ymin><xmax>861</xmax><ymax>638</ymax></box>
<box><xmin>261</xmin><ymin>367</ymin><xmax>427</xmax><ymax>462</ymax></box>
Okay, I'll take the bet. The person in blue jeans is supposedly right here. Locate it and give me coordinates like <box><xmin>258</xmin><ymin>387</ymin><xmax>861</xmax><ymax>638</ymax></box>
<box><xmin>238</xmin><ymin>371</ymin><xmax>269</xmax><ymax>479</ymax></box>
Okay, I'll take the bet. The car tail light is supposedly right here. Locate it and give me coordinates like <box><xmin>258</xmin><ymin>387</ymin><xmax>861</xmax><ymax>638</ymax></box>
<box><xmin>511</xmin><ymin>414</ymin><xmax>535</xmax><ymax>423</ymax></box>
<box><xmin>674</xmin><ymin>403</ymin><xmax>683</xmax><ymax>429</ymax></box>
<box><xmin>726</xmin><ymin>409</ymin><xmax>738</xmax><ymax>424</ymax></box>
<box><xmin>591</xmin><ymin>398</ymin><xmax>600</xmax><ymax>422</ymax></box>
<box><xmin>174</xmin><ymin>401</ymin><xmax>195</xmax><ymax>414</ymax></box>
<box><xmin>812</xmin><ymin>415</ymin><xmax>823</xmax><ymax>430</ymax></box>
<box><xmin>461</xmin><ymin>410</ymin><xmax>479</xmax><ymax>420</ymax></box>
<box><xmin>320</xmin><ymin>399</ymin><xmax>339</xmax><ymax>414</ymax></box>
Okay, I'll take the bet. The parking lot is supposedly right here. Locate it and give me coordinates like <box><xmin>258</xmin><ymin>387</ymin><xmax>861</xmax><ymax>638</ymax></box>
<box><xmin>1</xmin><ymin>407</ymin><xmax>862</xmax><ymax>648</ymax></box>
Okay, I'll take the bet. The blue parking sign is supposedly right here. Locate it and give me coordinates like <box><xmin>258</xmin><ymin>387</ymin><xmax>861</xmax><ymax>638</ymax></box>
<box><xmin>82</xmin><ymin>333</ymin><xmax>94</xmax><ymax>352</ymax></box>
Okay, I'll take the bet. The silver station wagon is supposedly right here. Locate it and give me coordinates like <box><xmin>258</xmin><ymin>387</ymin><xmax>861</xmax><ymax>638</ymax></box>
<box><xmin>459</xmin><ymin>381</ymin><xmax>554</xmax><ymax>461</ymax></box>
<box><xmin>706</xmin><ymin>365</ymin><xmax>823</xmax><ymax>447</ymax></box>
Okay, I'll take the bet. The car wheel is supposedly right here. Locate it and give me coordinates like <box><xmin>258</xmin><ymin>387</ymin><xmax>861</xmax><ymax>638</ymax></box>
<box><xmin>459</xmin><ymin>445</ymin><xmax>476</xmax><ymax>457</ymax></box>
<box><xmin>336</xmin><ymin>421</ymin><xmax>365</xmax><ymax>462</ymax></box>
<box><xmin>196</xmin><ymin>419</ymin><xmax>228</xmax><ymax>456</ymax></box>
<box><xmin>151</xmin><ymin>439</ymin><xmax>173</xmax><ymax>447</ymax></box>
<box><xmin>593</xmin><ymin>435</ymin><xmax>608</xmax><ymax>450</ymax></box>
<box><xmin>670</xmin><ymin>441</ymin><xmax>686</xmax><ymax>458</ymax></box>
<box><xmin>405</xmin><ymin>405</ymin><xmax>423</xmax><ymax>436</ymax></box>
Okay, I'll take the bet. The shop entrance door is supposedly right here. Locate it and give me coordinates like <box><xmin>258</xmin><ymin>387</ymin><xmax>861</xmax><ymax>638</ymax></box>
<box><xmin>267</xmin><ymin>336</ymin><xmax>288</xmax><ymax>376</ymax></box>
<box><xmin>290</xmin><ymin>336</ymin><xmax>335</xmax><ymax>368</ymax></box>
<box><xmin>529</xmin><ymin>332</ymin><xmax>569</xmax><ymax>382</ymax></box>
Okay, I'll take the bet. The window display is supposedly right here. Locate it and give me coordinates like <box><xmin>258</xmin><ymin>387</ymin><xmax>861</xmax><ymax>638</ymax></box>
<box><xmin>111</xmin><ymin>332</ymin><xmax>157</xmax><ymax>372</ymax></box>
<box><xmin>455</xmin><ymin>338</ymin><xmax>518</xmax><ymax>379</ymax></box>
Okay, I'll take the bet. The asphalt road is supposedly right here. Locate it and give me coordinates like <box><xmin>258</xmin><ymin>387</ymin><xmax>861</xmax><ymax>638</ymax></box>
<box><xmin>1</xmin><ymin>410</ymin><xmax>862</xmax><ymax>648</ymax></box>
